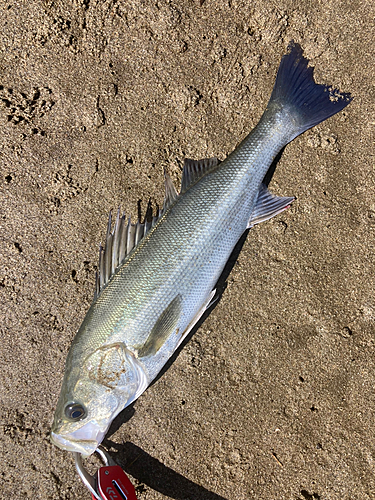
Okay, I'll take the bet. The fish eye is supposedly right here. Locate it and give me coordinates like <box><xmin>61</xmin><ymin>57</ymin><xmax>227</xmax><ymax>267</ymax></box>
<box><xmin>64</xmin><ymin>402</ymin><xmax>87</xmax><ymax>421</ymax></box>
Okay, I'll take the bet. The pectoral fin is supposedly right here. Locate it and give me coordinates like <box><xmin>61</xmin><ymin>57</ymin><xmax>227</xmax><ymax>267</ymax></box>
<box><xmin>138</xmin><ymin>294</ymin><xmax>183</xmax><ymax>358</ymax></box>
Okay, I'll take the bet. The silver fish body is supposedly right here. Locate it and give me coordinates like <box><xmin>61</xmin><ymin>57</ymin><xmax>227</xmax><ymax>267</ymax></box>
<box><xmin>51</xmin><ymin>42</ymin><xmax>351</xmax><ymax>457</ymax></box>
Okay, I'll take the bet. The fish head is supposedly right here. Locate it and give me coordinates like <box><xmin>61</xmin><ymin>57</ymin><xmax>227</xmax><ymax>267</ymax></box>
<box><xmin>51</xmin><ymin>342</ymin><xmax>148</xmax><ymax>457</ymax></box>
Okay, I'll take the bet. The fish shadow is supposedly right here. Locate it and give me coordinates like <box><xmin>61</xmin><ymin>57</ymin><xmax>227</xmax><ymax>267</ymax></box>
<box><xmin>103</xmin><ymin>151</ymin><xmax>285</xmax><ymax>498</ymax></box>
<box><xmin>102</xmin><ymin>440</ymin><xmax>228</xmax><ymax>500</ymax></box>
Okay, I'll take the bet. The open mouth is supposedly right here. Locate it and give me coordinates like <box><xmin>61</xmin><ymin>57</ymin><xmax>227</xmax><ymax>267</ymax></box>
<box><xmin>50</xmin><ymin>422</ymin><xmax>108</xmax><ymax>457</ymax></box>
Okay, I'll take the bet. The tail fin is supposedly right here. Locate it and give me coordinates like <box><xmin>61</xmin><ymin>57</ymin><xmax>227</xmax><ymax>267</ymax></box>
<box><xmin>268</xmin><ymin>41</ymin><xmax>352</xmax><ymax>137</ymax></box>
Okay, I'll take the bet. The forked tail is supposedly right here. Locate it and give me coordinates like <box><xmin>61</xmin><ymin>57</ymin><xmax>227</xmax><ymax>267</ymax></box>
<box><xmin>267</xmin><ymin>41</ymin><xmax>352</xmax><ymax>139</ymax></box>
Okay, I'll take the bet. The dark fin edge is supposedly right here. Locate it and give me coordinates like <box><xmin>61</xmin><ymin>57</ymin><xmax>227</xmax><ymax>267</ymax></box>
<box><xmin>269</xmin><ymin>41</ymin><xmax>352</xmax><ymax>137</ymax></box>
<box><xmin>163</xmin><ymin>168</ymin><xmax>179</xmax><ymax>211</ymax></box>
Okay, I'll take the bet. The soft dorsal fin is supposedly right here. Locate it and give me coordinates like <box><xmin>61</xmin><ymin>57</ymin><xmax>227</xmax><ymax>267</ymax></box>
<box><xmin>180</xmin><ymin>157</ymin><xmax>219</xmax><ymax>193</ymax></box>
<box><xmin>137</xmin><ymin>294</ymin><xmax>182</xmax><ymax>358</ymax></box>
<box><xmin>247</xmin><ymin>184</ymin><xmax>295</xmax><ymax>228</ymax></box>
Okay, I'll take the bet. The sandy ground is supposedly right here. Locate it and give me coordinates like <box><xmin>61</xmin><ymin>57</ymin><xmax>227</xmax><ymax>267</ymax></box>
<box><xmin>0</xmin><ymin>1</ymin><xmax>374</xmax><ymax>499</ymax></box>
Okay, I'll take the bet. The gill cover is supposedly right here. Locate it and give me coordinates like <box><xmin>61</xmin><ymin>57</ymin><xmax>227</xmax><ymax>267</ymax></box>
<box><xmin>84</xmin><ymin>342</ymin><xmax>148</xmax><ymax>400</ymax></box>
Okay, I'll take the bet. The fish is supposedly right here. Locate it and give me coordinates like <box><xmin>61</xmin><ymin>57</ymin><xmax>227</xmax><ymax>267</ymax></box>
<box><xmin>51</xmin><ymin>42</ymin><xmax>352</xmax><ymax>458</ymax></box>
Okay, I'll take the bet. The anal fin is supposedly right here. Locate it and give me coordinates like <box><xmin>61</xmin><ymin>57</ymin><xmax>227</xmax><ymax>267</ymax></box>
<box><xmin>247</xmin><ymin>184</ymin><xmax>295</xmax><ymax>229</ymax></box>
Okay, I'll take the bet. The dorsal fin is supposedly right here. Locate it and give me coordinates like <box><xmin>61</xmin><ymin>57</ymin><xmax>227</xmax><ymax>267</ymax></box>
<box><xmin>94</xmin><ymin>158</ymin><xmax>218</xmax><ymax>300</ymax></box>
<box><xmin>180</xmin><ymin>157</ymin><xmax>218</xmax><ymax>193</ymax></box>
<box><xmin>95</xmin><ymin>207</ymin><xmax>158</xmax><ymax>300</ymax></box>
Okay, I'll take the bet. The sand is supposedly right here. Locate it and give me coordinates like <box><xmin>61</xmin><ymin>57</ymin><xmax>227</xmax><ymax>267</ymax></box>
<box><xmin>1</xmin><ymin>1</ymin><xmax>374</xmax><ymax>499</ymax></box>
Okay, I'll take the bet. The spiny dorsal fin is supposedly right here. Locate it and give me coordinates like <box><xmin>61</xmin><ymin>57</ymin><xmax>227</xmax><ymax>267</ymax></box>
<box><xmin>95</xmin><ymin>208</ymin><xmax>157</xmax><ymax>300</ymax></box>
<box><xmin>180</xmin><ymin>157</ymin><xmax>219</xmax><ymax>193</ymax></box>
<box><xmin>247</xmin><ymin>184</ymin><xmax>295</xmax><ymax>229</ymax></box>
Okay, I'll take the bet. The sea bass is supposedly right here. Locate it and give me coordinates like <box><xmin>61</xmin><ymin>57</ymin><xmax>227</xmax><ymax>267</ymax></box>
<box><xmin>51</xmin><ymin>42</ymin><xmax>351</xmax><ymax>457</ymax></box>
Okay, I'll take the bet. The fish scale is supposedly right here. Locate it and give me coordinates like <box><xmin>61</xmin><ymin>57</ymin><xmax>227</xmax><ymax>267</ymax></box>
<box><xmin>51</xmin><ymin>42</ymin><xmax>352</xmax><ymax>458</ymax></box>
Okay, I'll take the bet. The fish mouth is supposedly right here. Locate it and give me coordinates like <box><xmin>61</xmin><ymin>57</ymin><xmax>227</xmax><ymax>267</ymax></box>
<box><xmin>51</xmin><ymin>423</ymin><xmax>108</xmax><ymax>457</ymax></box>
